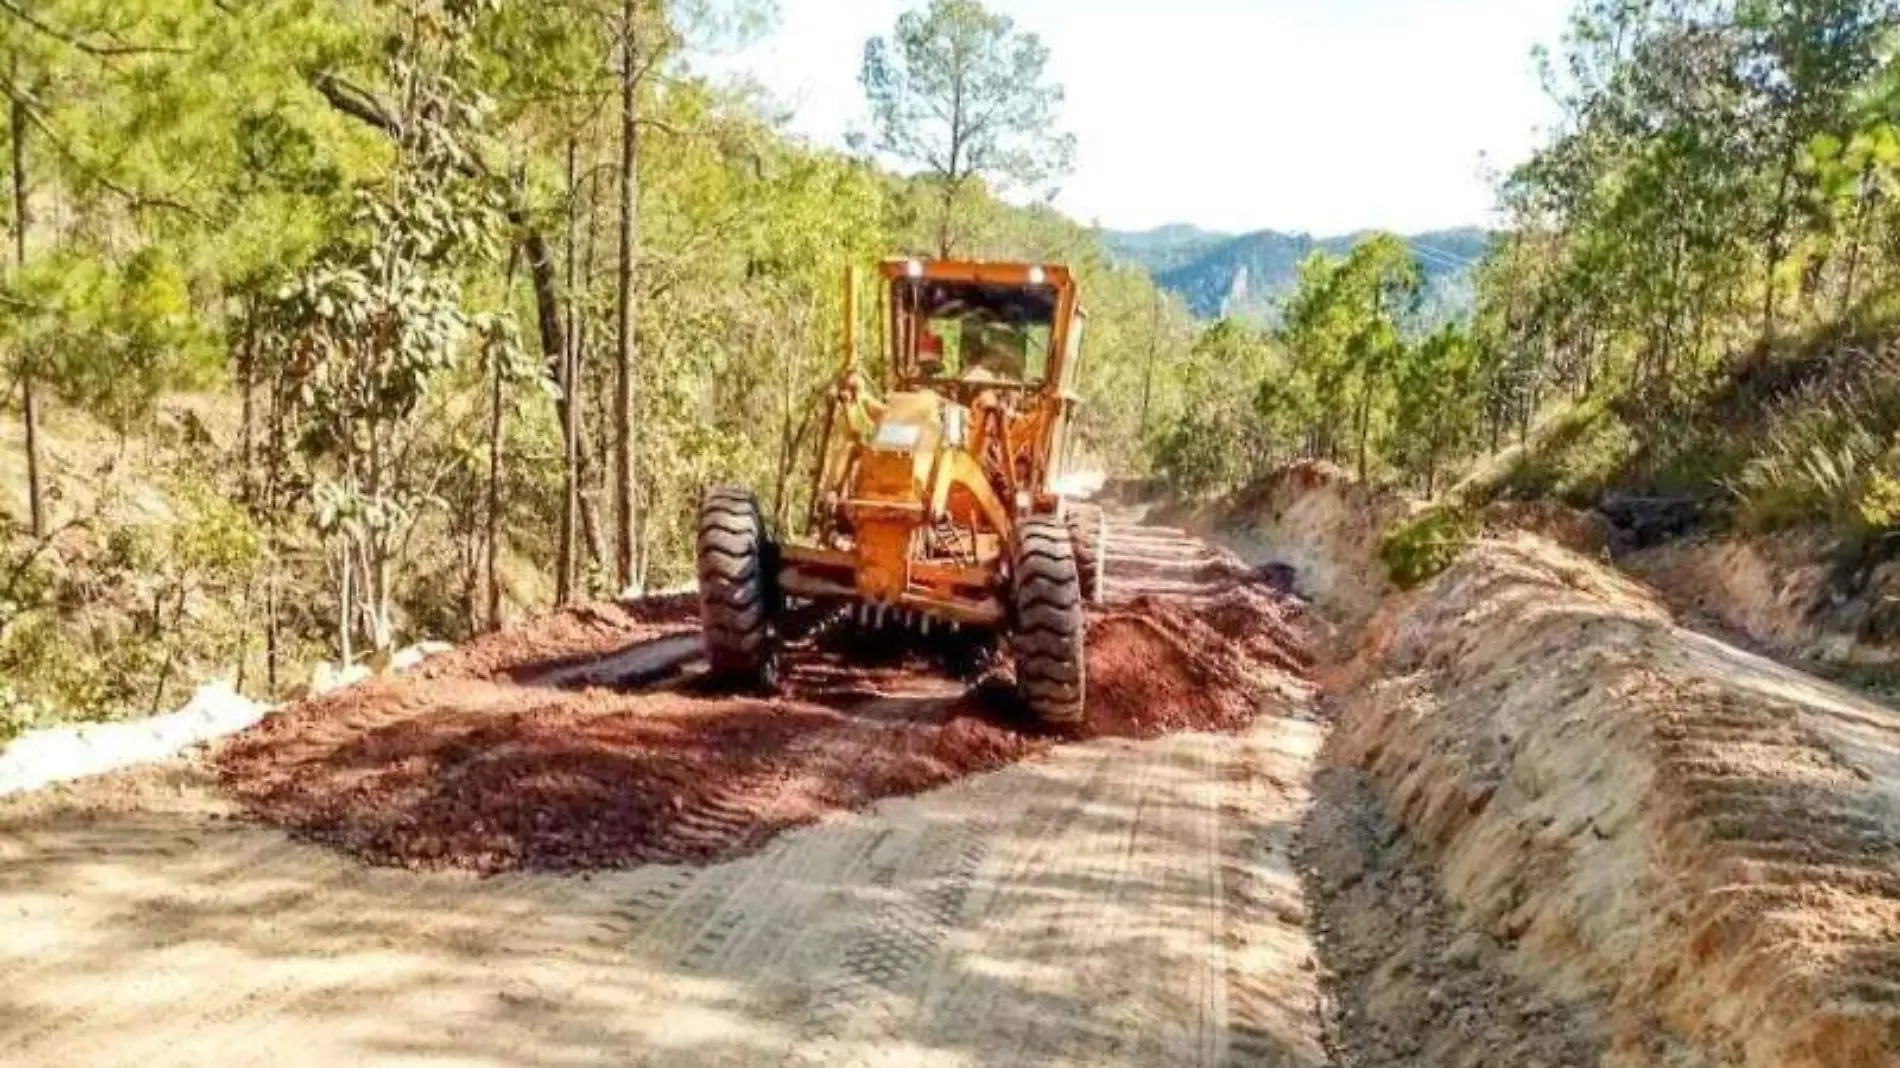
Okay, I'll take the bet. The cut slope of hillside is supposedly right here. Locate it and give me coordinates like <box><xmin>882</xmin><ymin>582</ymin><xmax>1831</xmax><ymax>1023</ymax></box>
<box><xmin>1327</xmin><ymin>534</ymin><xmax>1900</xmax><ymax>1068</ymax></box>
<box><xmin>1449</xmin><ymin>323</ymin><xmax>1900</xmax><ymax>672</ymax></box>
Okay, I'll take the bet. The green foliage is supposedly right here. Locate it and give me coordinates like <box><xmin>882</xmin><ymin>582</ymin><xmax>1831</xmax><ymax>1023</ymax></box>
<box><xmin>1451</xmin><ymin>0</ymin><xmax>1900</xmax><ymax>545</ymax></box>
<box><xmin>1722</xmin><ymin>345</ymin><xmax>1900</xmax><ymax>535</ymax></box>
<box><xmin>5</xmin><ymin>246</ymin><xmax>213</xmax><ymax>431</ymax></box>
<box><xmin>1233</xmin><ymin>236</ymin><xmax>1428</xmax><ymax>485</ymax></box>
<box><xmin>260</xmin><ymin>1</ymin><xmax>515</xmax><ymax>655</ymax></box>
<box><xmin>1380</xmin><ymin>506</ymin><xmax>1478</xmax><ymax>589</ymax></box>
<box><xmin>0</xmin><ymin>468</ymin><xmax>263</xmax><ymax>731</ymax></box>
<box><xmin>1460</xmin><ymin>398</ymin><xmax>1638</xmax><ymax>507</ymax></box>
<box><xmin>1107</xmin><ymin>226</ymin><xmax>1490</xmax><ymax>323</ymax></box>
<box><xmin>1150</xmin><ymin>319</ymin><xmax>1275</xmax><ymax>494</ymax></box>
<box><xmin>858</xmin><ymin>0</ymin><xmax>1075</xmax><ymax>255</ymax></box>
<box><xmin>1134</xmin><ymin>226</ymin><xmax>1503</xmax><ymax>501</ymax></box>
<box><xmin>0</xmin><ymin>0</ymin><xmax>1193</xmax><ymax>738</ymax></box>
<box><xmin>1860</xmin><ymin>466</ymin><xmax>1900</xmax><ymax>529</ymax></box>
<box><xmin>1391</xmin><ymin>323</ymin><xmax>1483</xmax><ymax>496</ymax></box>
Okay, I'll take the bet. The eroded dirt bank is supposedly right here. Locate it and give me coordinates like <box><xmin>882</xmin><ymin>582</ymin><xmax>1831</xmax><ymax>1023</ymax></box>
<box><xmin>1158</xmin><ymin>460</ymin><xmax>1410</xmax><ymax>631</ymax></box>
<box><xmin>1631</xmin><ymin>531</ymin><xmax>1900</xmax><ymax>675</ymax></box>
<box><xmin>1323</xmin><ymin>533</ymin><xmax>1900</xmax><ymax>1068</ymax></box>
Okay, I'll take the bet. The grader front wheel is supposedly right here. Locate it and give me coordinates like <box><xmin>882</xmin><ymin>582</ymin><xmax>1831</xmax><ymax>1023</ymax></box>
<box><xmin>697</xmin><ymin>486</ymin><xmax>777</xmax><ymax>688</ymax></box>
<box><xmin>1009</xmin><ymin>517</ymin><xmax>1087</xmax><ymax>727</ymax></box>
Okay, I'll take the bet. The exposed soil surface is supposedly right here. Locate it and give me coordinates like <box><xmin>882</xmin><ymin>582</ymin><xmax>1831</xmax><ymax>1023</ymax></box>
<box><xmin>1631</xmin><ymin>530</ymin><xmax>1900</xmax><ymax>673</ymax></box>
<box><xmin>1159</xmin><ymin>460</ymin><xmax>1408</xmax><ymax>630</ymax></box>
<box><xmin>418</xmin><ymin>593</ymin><xmax>700</xmax><ymax>682</ymax></box>
<box><xmin>10</xmin><ymin>489</ymin><xmax>1897</xmax><ymax>1068</ymax></box>
<box><xmin>1327</xmin><ymin>533</ymin><xmax>1900</xmax><ymax>1068</ymax></box>
<box><xmin>1300</xmin><ymin>767</ymin><xmax>1627</xmax><ymax>1068</ymax></box>
<box><xmin>216</xmin><ymin>525</ymin><xmax>1312</xmax><ymax>874</ymax></box>
<box><xmin>1</xmin><ymin>514</ymin><xmax>1333</xmax><ymax>1068</ymax></box>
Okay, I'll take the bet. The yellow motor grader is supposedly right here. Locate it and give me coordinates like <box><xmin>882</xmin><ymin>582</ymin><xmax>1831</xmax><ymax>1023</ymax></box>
<box><xmin>696</xmin><ymin>258</ymin><xmax>1105</xmax><ymax>725</ymax></box>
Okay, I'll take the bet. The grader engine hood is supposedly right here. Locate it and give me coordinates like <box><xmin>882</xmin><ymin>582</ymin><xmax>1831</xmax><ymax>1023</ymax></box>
<box><xmin>845</xmin><ymin>391</ymin><xmax>944</xmax><ymax>603</ymax></box>
<box><xmin>857</xmin><ymin>391</ymin><xmax>945</xmax><ymax>498</ymax></box>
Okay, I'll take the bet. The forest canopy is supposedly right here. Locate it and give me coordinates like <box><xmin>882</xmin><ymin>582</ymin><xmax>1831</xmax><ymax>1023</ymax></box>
<box><xmin>0</xmin><ymin>0</ymin><xmax>1185</xmax><ymax>732</ymax></box>
<box><xmin>4</xmin><ymin>0</ymin><xmax>1899</xmax><ymax>735</ymax></box>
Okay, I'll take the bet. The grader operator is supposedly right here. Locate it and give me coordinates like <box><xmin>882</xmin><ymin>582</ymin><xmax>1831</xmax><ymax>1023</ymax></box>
<box><xmin>694</xmin><ymin>259</ymin><xmax>1105</xmax><ymax>726</ymax></box>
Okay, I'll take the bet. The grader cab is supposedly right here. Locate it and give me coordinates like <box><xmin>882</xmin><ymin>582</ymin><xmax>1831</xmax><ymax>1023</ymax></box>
<box><xmin>695</xmin><ymin>258</ymin><xmax>1104</xmax><ymax>725</ymax></box>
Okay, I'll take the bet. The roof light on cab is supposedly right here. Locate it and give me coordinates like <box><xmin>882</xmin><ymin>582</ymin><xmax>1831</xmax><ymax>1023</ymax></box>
<box><xmin>905</xmin><ymin>259</ymin><xmax>924</xmax><ymax>279</ymax></box>
<box><xmin>1028</xmin><ymin>265</ymin><xmax>1046</xmax><ymax>286</ymax></box>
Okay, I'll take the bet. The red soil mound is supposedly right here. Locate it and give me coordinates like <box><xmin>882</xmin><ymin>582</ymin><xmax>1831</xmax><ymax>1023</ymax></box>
<box><xmin>417</xmin><ymin>595</ymin><xmax>699</xmax><ymax>681</ymax></box>
<box><xmin>216</xmin><ymin>538</ymin><xmax>1311</xmax><ymax>874</ymax></box>
<box><xmin>1083</xmin><ymin>584</ymin><xmax>1309</xmax><ymax>736</ymax></box>
<box><xmin>220</xmin><ymin>670</ymin><xmax>1038</xmax><ymax>873</ymax></box>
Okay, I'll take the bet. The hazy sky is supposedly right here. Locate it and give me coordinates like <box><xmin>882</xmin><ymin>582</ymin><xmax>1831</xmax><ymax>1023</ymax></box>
<box><xmin>701</xmin><ymin>0</ymin><xmax>1576</xmax><ymax>236</ymax></box>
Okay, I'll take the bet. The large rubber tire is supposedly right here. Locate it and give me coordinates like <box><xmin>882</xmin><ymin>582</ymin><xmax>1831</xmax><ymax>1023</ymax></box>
<box><xmin>697</xmin><ymin>486</ymin><xmax>777</xmax><ymax>687</ymax></box>
<box><xmin>1009</xmin><ymin>517</ymin><xmax>1087</xmax><ymax>727</ymax></box>
<box><xmin>1065</xmin><ymin>503</ymin><xmax>1107</xmax><ymax>605</ymax></box>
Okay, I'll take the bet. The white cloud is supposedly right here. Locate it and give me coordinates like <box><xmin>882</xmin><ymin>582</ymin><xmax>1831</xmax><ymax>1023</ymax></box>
<box><xmin>698</xmin><ymin>0</ymin><xmax>1572</xmax><ymax>235</ymax></box>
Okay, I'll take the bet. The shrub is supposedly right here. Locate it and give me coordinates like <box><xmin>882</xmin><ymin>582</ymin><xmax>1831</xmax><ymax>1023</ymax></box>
<box><xmin>1454</xmin><ymin>399</ymin><xmax>1637</xmax><ymax>509</ymax></box>
<box><xmin>1380</xmin><ymin>506</ymin><xmax>1478</xmax><ymax>589</ymax></box>
<box><xmin>1859</xmin><ymin>468</ymin><xmax>1900</xmax><ymax>530</ymax></box>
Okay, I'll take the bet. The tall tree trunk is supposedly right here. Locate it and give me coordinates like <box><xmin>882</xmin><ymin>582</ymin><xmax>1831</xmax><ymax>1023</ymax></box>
<box><xmin>577</xmin><ymin>164</ymin><xmax>610</xmax><ymax>580</ymax></box>
<box><xmin>264</xmin><ymin>368</ymin><xmax>286</xmax><ymax>694</ymax></box>
<box><xmin>771</xmin><ymin>318</ymin><xmax>796</xmax><ymax>526</ymax></box>
<box><xmin>1137</xmin><ymin>288</ymin><xmax>1160</xmax><ymax>445</ymax></box>
<box><xmin>459</xmin><ymin>507</ymin><xmax>479</xmax><ymax>636</ymax></box>
<box><xmin>558</xmin><ymin>138</ymin><xmax>581</xmax><ymax>605</ymax></box>
<box><xmin>613</xmin><ymin>0</ymin><xmax>642</xmax><ymax>595</ymax></box>
<box><xmin>1355</xmin><ymin>377</ymin><xmax>1371</xmax><ymax>482</ymax></box>
<box><xmin>485</xmin><ymin>241</ymin><xmax>526</xmax><ymax>629</ymax></box>
<box><xmin>1355</xmin><ymin>287</ymin><xmax>1383</xmax><ymax>482</ymax></box>
<box><xmin>1761</xmin><ymin>151</ymin><xmax>1794</xmax><ymax>346</ymax></box>
<box><xmin>939</xmin><ymin>77</ymin><xmax>966</xmax><ymax>259</ymax></box>
<box><xmin>1580</xmin><ymin>326</ymin><xmax>1597</xmax><ymax>397</ymax></box>
<box><xmin>265</xmin><ymin>573</ymin><xmax>279</xmax><ymax>693</ymax></box>
<box><xmin>233</xmin><ymin>572</ymin><xmax>254</xmax><ymax>696</ymax></box>
<box><xmin>1839</xmin><ymin>166</ymin><xmax>1873</xmax><ymax>321</ymax></box>
<box><xmin>238</xmin><ymin>315</ymin><xmax>256</xmax><ymax>507</ymax></box>
<box><xmin>233</xmin><ymin>318</ymin><xmax>259</xmax><ymax>692</ymax></box>
<box><xmin>10</xmin><ymin>90</ymin><xmax>44</xmax><ymax>539</ymax></box>
<box><xmin>484</xmin><ymin>344</ymin><xmax>505</xmax><ymax>632</ymax></box>
<box><xmin>937</xmin><ymin>184</ymin><xmax>955</xmax><ymax>260</ymax></box>
<box><xmin>338</xmin><ymin>544</ymin><xmax>354</xmax><ymax>668</ymax></box>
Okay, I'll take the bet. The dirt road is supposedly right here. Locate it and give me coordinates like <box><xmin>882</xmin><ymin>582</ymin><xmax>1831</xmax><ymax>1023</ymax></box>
<box><xmin>0</xmin><ymin>520</ymin><xmax>1332</xmax><ymax>1068</ymax></box>
<box><xmin>9</xmin><ymin>503</ymin><xmax>1891</xmax><ymax>1067</ymax></box>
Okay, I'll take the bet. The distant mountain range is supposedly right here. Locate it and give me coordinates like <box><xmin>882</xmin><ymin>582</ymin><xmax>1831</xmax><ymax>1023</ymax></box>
<box><xmin>1101</xmin><ymin>225</ymin><xmax>1494</xmax><ymax>322</ymax></box>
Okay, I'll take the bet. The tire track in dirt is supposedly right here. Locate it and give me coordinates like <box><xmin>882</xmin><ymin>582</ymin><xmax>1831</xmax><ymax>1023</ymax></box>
<box><xmin>0</xmin><ymin>514</ymin><xmax>1331</xmax><ymax>1068</ymax></box>
<box><xmin>1324</xmin><ymin>534</ymin><xmax>1900</xmax><ymax>1068</ymax></box>
<box><xmin>771</xmin><ymin>739</ymin><xmax>1108</xmax><ymax>1068</ymax></box>
<box><xmin>0</xmin><ymin>810</ymin><xmax>307</xmax><ymax>1060</ymax></box>
<box><xmin>1111</xmin><ymin>732</ymin><xmax>1227</xmax><ymax>1065</ymax></box>
<box><xmin>775</xmin><ymin>821</ymin><xmax>995</xmax><ymax>1068</ymax></box>
<box><xmin>1642</xmin><ymin>669</ymin><xmax>1900</xmax><ymax>1055</ymax></box>
<box><xmin>895</xmin><ymin>740</ymin><xmax>1152</xmax><ymax>1064</ymax></box>
<box><xmin>1</xmin><ymin>828</ymin><xmax>452</xmax><ymax>1068</ymax></box>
